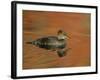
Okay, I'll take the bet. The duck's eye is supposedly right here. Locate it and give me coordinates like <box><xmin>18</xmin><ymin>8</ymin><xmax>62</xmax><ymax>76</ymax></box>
<box><xmin>58</xmin><ymin>30</ymin><xmax>63</xmax><ymax>33</ymax></box>
<box><xmin>64</xmin><ymin>33</ymin><xmax>66</xmax><ymax>36</ymax></box>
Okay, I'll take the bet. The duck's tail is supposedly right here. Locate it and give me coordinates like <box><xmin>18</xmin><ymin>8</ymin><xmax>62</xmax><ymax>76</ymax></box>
<box><xmin>26</xmin><ymin>41</ymin><xmax>33</xmax><ymax>44</ymax></box>
<box><xmin>26</xmin><ymin>41</ymin><xmax>37</xmax><ymax>45</ymax></box>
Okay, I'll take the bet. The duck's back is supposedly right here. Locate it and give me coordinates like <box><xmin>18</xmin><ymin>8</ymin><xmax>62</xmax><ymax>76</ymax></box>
<box><xmin>32</xmin><ymin>36</ymin><xmax>66</xmax><ymax>50</ymax></box>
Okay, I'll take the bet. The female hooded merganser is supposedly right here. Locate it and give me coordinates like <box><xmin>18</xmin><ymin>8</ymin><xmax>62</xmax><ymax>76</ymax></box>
<box><xmin>26</xmin><ymin>30</ymin><xmax>69</xmax><ymax>57</ymax></box>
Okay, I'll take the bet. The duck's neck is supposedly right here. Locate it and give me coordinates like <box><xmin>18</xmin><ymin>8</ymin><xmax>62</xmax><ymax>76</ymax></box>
<box><xmin>58</xmin><ymin>39</ymin><xmax>66</xmax><ymax>41</ymax></box>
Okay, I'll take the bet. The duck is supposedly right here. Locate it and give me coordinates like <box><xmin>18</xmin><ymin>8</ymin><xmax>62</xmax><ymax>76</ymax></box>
<box><xmin>26</xmin><ymin>30</ymin><xmax>70</xmax><ymax>57</ymax></box>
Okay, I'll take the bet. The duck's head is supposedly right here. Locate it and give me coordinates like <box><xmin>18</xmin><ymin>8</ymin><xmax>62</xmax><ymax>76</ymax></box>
<box><xmin>57</xmin><ymin>30</ymin><xmax>68</xmax><ymax>40</ymax></box>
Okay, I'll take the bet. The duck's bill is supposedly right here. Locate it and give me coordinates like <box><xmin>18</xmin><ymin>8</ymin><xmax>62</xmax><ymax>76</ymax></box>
<box><xmin>66</xmin><ymin>35</ymin><xmax>71</xmax><ymax>39</ymax></box>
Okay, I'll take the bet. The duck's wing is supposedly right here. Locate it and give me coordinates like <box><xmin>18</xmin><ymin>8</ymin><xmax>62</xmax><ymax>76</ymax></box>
<box><xmin>35</xmin><ymin>36</ymin><xmax>57</xmax><ymax>44</ymax></box>
<box><xmin>26</xmin><ymin>36</ymin><xmax>57</xmax><ymax>44</ymax></box>
<box><xmin>33</xmin><ymin>36</ymin><xmax>58</xmax><ymax>49</ymax></box>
